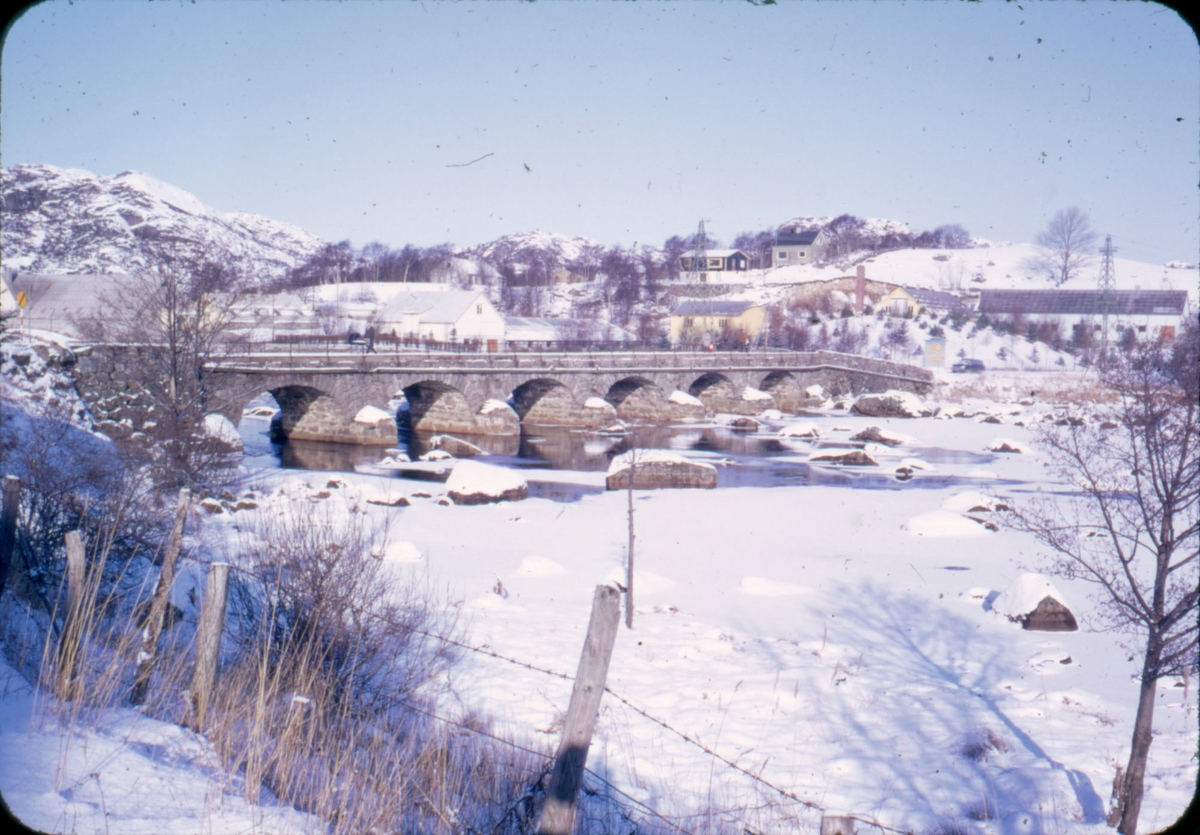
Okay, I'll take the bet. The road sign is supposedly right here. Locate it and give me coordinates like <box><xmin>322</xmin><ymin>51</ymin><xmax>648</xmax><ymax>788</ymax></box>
<box><xmin>16</xmin><ymin>291</ymin><xmax>26</xmax><ymax>308</ymax></box>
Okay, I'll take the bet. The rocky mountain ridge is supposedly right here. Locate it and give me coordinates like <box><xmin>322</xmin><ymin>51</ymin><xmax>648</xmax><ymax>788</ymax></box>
<box><xmin>1</xmin><ymin>164</ymin><xmax>324</xmax><ymax>282</ymax></box>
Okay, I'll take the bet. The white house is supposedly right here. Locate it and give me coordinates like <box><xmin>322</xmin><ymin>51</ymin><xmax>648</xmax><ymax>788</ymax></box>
<box><xmin>374</xmin><ymin>289</ymin><xmax>506</xmax><ymax>346</ymax></box>
<box><xmin>771</xmin><ymin>228</ymin><xmax>827</xmax><ymax>267</ymax></box>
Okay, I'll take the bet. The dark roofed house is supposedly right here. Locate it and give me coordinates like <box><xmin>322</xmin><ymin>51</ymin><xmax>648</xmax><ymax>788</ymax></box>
<box><xmin>978</xmin><ymin>289</ymin><xmax>1189</xmax><ymax>341</ymax></box>
<box><xmin>678</xmin><ymin>249</ymin><xmax>750</xmax><ymax>283</ymax></box>
<box><xmin>772</xmin><ymin>228</ymin><xmax>827</xmax><ymax>268</ymax></box>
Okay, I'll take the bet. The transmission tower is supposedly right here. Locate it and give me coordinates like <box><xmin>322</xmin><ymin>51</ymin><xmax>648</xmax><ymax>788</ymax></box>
<box><xmin>690</xmin><ymin>219</ymin><xmax>710</xmax><ymax>283</ymax></box>
<box><xmin>1097</xmin><ymin>234</ymin><xmax>1117</xmax><ymax>364</ymax></box>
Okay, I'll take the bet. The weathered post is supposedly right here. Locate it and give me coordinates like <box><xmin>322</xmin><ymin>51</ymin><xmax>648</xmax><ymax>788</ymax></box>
<box><xmin>0</xmin><ymin>475</ymin><xmax>20</xmax><ymax>599</ymax></box>
<box><xmin>538</xmin><ymin>584</ymin><xmax>621</xmax><ymax>835</ymax></box>
<box><xmin>820</xmin><ymin>814</ymin><xmax>857</xmax><ymax>835</ymax></box>
<box><xmin>189</xmin><ymin>562</ymin><xmax>230</xmax><ymax>730</ymax></box>
<box><xmin>625</xmin><ymin>444</ymin><xmax>636</xmax><ymax>630</ymax></box>
<box><xmin>55</xmin><ymin>531</ymin><xmax>87</xmax><ymax>701</ymax></box>
<box><xmin>130</xmin><ymin>489</ymin><xmax>191</xmax><ymax>705</ymax></box>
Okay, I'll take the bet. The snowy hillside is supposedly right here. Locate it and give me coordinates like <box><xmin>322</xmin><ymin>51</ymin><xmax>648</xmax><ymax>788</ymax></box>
<box><xmin>1</xmin><ymin>164</ymin><xmax>325</xmax><ymax>283</ymax></box>
<box><xmin>462</xmin><ymin>230</ymin><xmax>606</xmax><ymax>270</ymax></box>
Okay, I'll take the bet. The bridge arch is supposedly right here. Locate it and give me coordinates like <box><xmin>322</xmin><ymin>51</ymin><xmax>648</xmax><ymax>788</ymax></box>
<box><xmin>266</xmin><ymin>384</ymin><xmax>396</xmax><ymax>445</ymax></box>
<box><xmin>510</xmin><ymin>378</ymin><xmax>581</xmax><ymax>425</ymax></box>
<box><xmin>402</xmin><ymin>380</ymin><xmax>477</xmax><ymax>435</ymax></box>
<box><xmin>604</xmin><ymin>376</ymin><xmax>670</xmax><ymax>422</ymax></box>
<box><xmin>758</xmin><ymin>371</ymin><xmax>803</xmax><ymax>413</ymax></box>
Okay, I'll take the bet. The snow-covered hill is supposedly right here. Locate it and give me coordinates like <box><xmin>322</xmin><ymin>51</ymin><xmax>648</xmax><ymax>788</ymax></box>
<box><xmin>462</xmin><ymin>230</ymin><xmax>606</xmax><ymax>270</ymax></box>
<box><xmin>1</xmin><ymin>164</ymin><xmax>325</xmax><ymax>283</ymax></box>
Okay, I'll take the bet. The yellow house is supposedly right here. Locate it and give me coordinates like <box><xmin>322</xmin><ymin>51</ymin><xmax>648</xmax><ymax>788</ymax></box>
<box><xmin>669</xmin><ymin>299</ymin><xmax>765</xmax><ymax>347</ymax></box>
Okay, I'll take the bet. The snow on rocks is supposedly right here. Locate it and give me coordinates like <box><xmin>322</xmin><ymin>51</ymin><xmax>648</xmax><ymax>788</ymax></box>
<box><xmin>742</xmin><ymin>386</ymin><xmax>773</xmax><ymax>402</ymax></box>
<box><xmin>942</xmin><ymin>491</ymin><xmax>1009</xmax><ymax>514</ymax></box>
<box><xmin>851</xmin><ymin>390</ymin><xmax>931</xmax><ymax>418</ymax></box>
<box><xmin>445</xmin><ymin>460</ymin><xmax>528</xmax><ymax>505</ymax></box>
<box><xmin>808</xmin><ymin>448</ymin><xmax>879</xmax><ymax>466</ymax></box>
<box><xmin>992</xmin><ymin>573</ymin><xmax>1078</xmax><ymax>631</ymax></box>
<box><xmin>605</xmin><ymin>450</ymin><xmax>718</xmax><ymax>490</ymax></box>
<box><xmin>778</xmin><ymin>422</ymin><xmax>821</xmax><ymax>438</ymax></box>
<box><xmin>987</xmin><ymin>438</ymin><xmax>1030</xmax><ymax>454</ymax></box>
<box><xmin>583</xmin><ymin>396</ymin><xmax>616</xmax><ymax>415</ymax></box>
<box><xmin>906</xmin><ymin>509</ymin><xmax>991</xmax><ymax>537</ymax></box>
<box><xmin>850</xmin><ymin>425</ymin><xmax>914</xmax><ymax>446</ymax></box>
<box><xmin>354</xmin><ymin>405</ymin><xmax>393</xmax><ymax>425</ymax></box>
<box><xmin>668</xmin><ymin>390</ymin><xmax>704</xmax><ymax>408</ymax></box>
<box><xmin>203</xmin><ymin>413</ymin><xmax>243</xmax><ymax>451</ymax></box>
<box><xmin>420</xmin><ymin>449</ymin><xmax>454</xmax><ymax>462</ymax></box>
<box><xmin>371</xmin><ymin>540</ymin><xmax>423</xmax><ymax>563</ymax></box>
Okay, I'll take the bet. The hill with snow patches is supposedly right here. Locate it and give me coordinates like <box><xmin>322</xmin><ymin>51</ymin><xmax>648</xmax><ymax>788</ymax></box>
<box><xmin>1</xmin><ymin>164</ymin><xmax>324</xmax><ymax>281</ymax></box>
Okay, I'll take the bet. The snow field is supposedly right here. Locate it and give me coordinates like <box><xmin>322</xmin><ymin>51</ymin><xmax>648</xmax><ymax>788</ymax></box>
<box><xmin>200</xmin><ymin>403</ymin><xmax>1193</xmax><ymax>833</ymax></box>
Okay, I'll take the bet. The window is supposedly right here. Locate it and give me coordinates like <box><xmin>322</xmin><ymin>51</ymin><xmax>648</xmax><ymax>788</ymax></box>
<box><xmin>476</xmin><ymin>304</ymin><xmax>483</xmax><ymax>314</ymax></box>
<box><xmin>708</xmin><ymin>258</ymin><xmax>722</xmax><ymax>269</ymax></box>
<box><xmin>799</xmin><ymin>251</ymin><xmax>805</xmax><ymax>257</ymax></box>
<box><xmin>1137</xmin><ymin>324</ymin><xmax>1147</xmax><ymax>333</ymax></box>
<box><xmin>719</xmin><ymin>318</ymin><xmax>729</xmax><ymax>330</ymax></box>
<box><xmin>684</xmin><ymin>317</ymin><xmax>694</xmax><ymax>328</ymax></box>
<box><xmin>778</xmin><ymin>251</ymin><xmax>789</xmax><ymax>260</ymax></box>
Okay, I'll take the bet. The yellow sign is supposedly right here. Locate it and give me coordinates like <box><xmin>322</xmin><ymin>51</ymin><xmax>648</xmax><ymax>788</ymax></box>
<box><xmin>925</xmin><ymin>338</ymin><xmax>946</xmax><ymax>367</ymax></box>
<box><xmin>16</xmin><ymin>291</ymin><xmax>27</xmax><ymax>308</ymax></box>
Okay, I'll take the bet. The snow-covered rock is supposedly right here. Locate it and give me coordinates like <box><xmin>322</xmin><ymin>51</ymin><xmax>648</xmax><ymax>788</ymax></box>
<box><xmin>779</xmin><ymin>422</ymin><xmax>821</xmax><ymax>439</ymax></box>
<box><xmin>742</xmin><ymin>386</ymin><xmax>773</xmax><ymax>402</ymax></box>
<box><xmin>605</xmin><ymin>450</ymin><xmax>718</xmax><ymax>490</ymax></box>
<box><xmin>668</xmin><ymin>390</ymin><xmax>704</xmax><ymax>408</ymax></box>
<box><xmin>851</xmin><ymin>390</ymin><xmax>931</xmax><ymax>418</ymax></box>
<box><xmin>992</xmin><ymin>574</ymin><xmax>1078</xmax><ymax>631</ymax></box>
<box><xmin>850</xmin><ymin>425</ymin><xmax>914</xmax><ymax>446</ymax></box>
<box><xmin>203</xmin><ymin>413</ymin><xmax>243</xmax><ymax>452</ymax></box>
<box><xmin>445</xmin><ymin>460</ymin><xmax>528</xmax><ymax>504</ymax></box>
<box><xmin>808</xmin><ymin>448</ymin><xmax>879</xmax><ymax>466</ymax></box>
<box><xmin>354</xmin><ymin>405</ymin><xmax>393</xmax><ymax>425</ymax></box>
<box><xmin>987</xmin><ymin>438</ymin><xmax>1030</xmax><ymax>454</ymax></box>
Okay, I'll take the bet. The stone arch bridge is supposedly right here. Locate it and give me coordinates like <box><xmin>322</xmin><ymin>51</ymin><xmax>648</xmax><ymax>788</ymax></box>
<box><xmin>73</xmin><ymin>347</ymin><xmax>934</xmax><ymax>445</ymax></box>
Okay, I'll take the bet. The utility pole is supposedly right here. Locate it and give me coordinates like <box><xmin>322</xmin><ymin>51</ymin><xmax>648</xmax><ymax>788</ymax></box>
<box><xmin>1098</xmin><ymin>235</ymin><xmax>1117</xmax><ymax>366</ymax></box>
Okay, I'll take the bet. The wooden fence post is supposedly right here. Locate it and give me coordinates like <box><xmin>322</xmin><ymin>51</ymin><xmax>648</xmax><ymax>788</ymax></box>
<box><xmin>55</xmin><ymin>531</ymin><xmax>87</xmax><ymax>701</ymax></box>
<box><xmin>820</xmin><ymin>814</ymin><xmax>857</xmax><ymax>835</ymax></box>
<box><xmin>130</xmin><ymin>488</ymin><xmax>190</xmax><ymax>706</ymax></box>
<box><xmin>0</xmin><ymin>475</ymin><xmax>20</xmax><ymax>599</ymax></box>
<box><xmin>538</xmin><ymin>584</ymin><xmax>621</xmax><ymax>835</ymax></box>
<box><xmin>189</xmin><ymin>562</ymin><xmax>230</xmax><ymax>730</ymax></box>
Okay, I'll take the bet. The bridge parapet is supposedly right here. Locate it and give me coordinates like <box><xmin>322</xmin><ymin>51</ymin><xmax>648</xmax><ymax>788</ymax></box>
<box><xmin>71</xmin><ymin>345</ymin><xmax>934</xmax><ymax>446</ymax></box>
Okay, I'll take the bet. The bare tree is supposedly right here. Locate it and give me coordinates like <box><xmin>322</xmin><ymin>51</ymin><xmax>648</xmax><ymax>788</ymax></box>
<box><xmin>1006</xmin><ymin>321</ymin><xmax>1198</xmax><ymax>835</ymax></box>
<box><xmin>78</xmin><ymin>250</ymin><xmax>246</xmax><ymax>490</ymax></box>
<box><xmin>1032</xmin><ymin>206</ymin><xmax>1098</xmax><ymax>286</ymax></box>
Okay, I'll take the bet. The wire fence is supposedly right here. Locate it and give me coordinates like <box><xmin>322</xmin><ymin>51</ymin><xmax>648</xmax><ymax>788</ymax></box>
<box><xmin>402</xmin><ymin>621</ymin><xmax>916</xmax><ymax>835</ymax></box>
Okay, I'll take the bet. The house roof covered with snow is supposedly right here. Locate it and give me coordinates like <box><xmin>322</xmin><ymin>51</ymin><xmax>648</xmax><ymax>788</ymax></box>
<box><xmin>375</xmin><ymin>289</ymin><xmax>490</xmax><ymax>324</ymax></box>
<box><xmin>978</xmin><ymin>289</ymin><xmax>1188</xmax><ymax>317</ymax></box>
<box><xmin>671</xmin><ymin>299</ymin><xmax>760</xmax><ymax>317</ymax></box>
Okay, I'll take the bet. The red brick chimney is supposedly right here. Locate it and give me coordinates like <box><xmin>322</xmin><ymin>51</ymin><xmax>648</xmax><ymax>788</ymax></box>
<box><xmin>855</xmin><ymin>265</ymin><xmax>866</xmax><ymax>314</ymax></box>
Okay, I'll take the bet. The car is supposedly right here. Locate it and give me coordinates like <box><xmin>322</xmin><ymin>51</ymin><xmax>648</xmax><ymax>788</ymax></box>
<box><xmin>951</xmin><ymin>358</ymin><xmax>986</xmax><ymax>373</ymax></box>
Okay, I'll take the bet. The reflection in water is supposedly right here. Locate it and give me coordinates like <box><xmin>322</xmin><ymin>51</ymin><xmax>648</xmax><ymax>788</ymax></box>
<box><xmin>241</xmin><ymin>413</ymin><xmax>1000</xmax><ymax>493</ymax></box>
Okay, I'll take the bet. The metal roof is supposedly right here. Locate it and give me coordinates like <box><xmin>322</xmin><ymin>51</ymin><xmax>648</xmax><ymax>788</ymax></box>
<box><xmin>900</xmin><ymin>286</ymin><xmax>968</xmax><ymax>311</ymax></box>
<box><xmin>977</xmin><ymin>289</ymin><xmax>1187</xmax><ymax>317</ymax></box>
<box><xmin>671</xmin><ymin>299</ymin><xmax>760</xmax><ymax>317</ymax></box>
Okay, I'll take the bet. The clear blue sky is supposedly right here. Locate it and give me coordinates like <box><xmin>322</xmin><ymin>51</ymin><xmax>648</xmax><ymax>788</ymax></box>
<box><xmin>2</xmin><ymin>0</ymin><xmax>1197</xmax><ymax>263</ymax></box>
